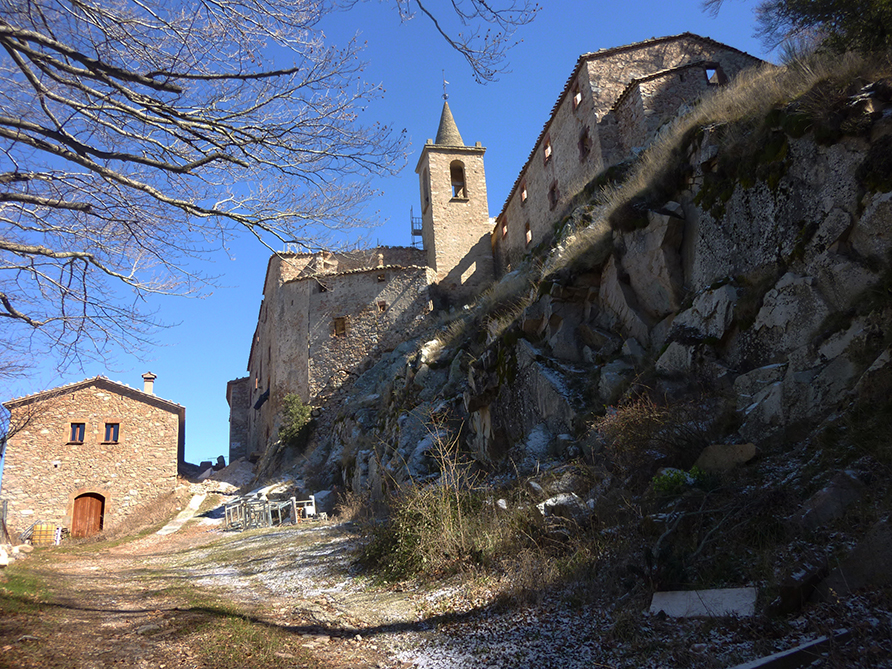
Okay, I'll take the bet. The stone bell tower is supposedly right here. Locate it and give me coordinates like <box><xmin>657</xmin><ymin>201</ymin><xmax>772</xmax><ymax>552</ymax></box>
<box><xmin>415</xmin><ymin>99</ymin><xmax>493</xmax><ymax>307</ymax></box>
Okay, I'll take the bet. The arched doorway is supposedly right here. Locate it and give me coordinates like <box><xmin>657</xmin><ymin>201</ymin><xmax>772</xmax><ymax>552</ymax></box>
<box><xmin>71</xmin><ymin>492</ymin><xmax>105</xmax><ymax>537</ymax></box>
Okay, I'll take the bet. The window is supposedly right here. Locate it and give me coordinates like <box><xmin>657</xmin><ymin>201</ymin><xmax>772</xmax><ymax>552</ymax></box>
<box><xmin>705</xmin><ymin>65</ymin><xmax>726</xmax><ymax>85</ymax></box>
<box><xmin>524</xmin><ymin>221</ymin><xmax>532</xmax><ymax>246</ymax></box>
<box><xmin>572</xmin><ymin>81</ymin><xmax>583</xmax><ymax>109</ymax></box>
<box><xmin>501</xmin><ymin>217</ymin><xmax>508</xmax><ymax>238</ymax></box>
<box><xmin>421</xmin><ymin>167</ymin><xmax>431</xmax><ymax>211</ymax></box>
<box><xmin>520</xmin><ymin>181</ymin><xmax>528</xmax><ymax>205</ymax></box>
<box><xmin>70</xmin><ymin>422</ymin><xmax>85</xmax><ymax>443</ymax></box>
<box><xmin>377</xmin><ymin>301</ymin><xmax>387</xmax><ymax>312</ymax></box>
<box><xmin>543</xmin><ymin>137</ymin><xmax>553</xmax><ymax>164</ymax></box>
<box><xmin>104</xmin><ymin>423</ymin><xmax>119</xmax><ymax>443</ymax></box>
<box><xmin>333</xmin><ymin>316</ymin><xmax>347</xmax><ymax>337</ymax></box>
<box><xmin>548</xmin><ymin>180</ymin><xmax>560</xmax><ymax>210</ymax></box>
<box><xmin>377</xmin><ymin>273</ymin><xmax>386</xmax><ymax>282</ymax></box>
<box><xmin>450</xmin><ymin>161</ymin><xmax>467</xmax><ymax>199</ymax></box>
<box><xmin>579</xmin><ymin>127</ymin><xmax>592</xmax><ymax>161</ymax></box>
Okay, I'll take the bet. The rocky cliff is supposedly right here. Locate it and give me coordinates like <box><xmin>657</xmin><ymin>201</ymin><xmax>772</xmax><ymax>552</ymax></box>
<box><xmin>303</xmin><ymin>71</ymin><xmax>891</xmax><ymax>505</ymax></box>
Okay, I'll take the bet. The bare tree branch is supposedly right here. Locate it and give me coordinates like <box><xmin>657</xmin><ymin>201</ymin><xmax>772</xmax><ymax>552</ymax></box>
<box><xmin>0</xmin><ymin>0</ymin><xmax>537</xmax><ymax>380</ymax></box>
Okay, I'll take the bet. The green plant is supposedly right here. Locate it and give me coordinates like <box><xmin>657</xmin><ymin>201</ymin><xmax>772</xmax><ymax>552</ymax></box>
<box><xmin>279</xmin><ymin>393</ymin><xmax>313</xmax><ymax>450</ymax></box>
<box><xmin>651</xmin><ymin>466</ymin><xmax>708</xmax><ymax>496</ymax></box>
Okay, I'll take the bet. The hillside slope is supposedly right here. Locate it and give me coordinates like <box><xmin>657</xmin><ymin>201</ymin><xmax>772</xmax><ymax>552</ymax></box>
<box><xmin>275</xmin><ymin>57</ymin><xmax>892</xmax><ymax>640</ymax></box>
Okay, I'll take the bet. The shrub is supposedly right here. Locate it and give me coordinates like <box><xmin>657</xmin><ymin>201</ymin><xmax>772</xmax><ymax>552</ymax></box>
<box><xmin>279</xmin><ymin>393</ymin><xmax>313</xmax><ymax>450</ymax></box>
<box><xmin>651</xmin><ymin>466</ymin><xmax>708</xmax><ymax>496</ymax></box>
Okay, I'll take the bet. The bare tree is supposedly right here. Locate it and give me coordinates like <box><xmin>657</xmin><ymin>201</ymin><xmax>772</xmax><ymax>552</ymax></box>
<box><xmin>382</xmin><ymin>0</ymin><xmax>540</xmax><ymax>83</ymax></box>
<box><xmin>0</xmin><ymin>0</ymin><xmax>537</xmax><ymax>378</ymax></box>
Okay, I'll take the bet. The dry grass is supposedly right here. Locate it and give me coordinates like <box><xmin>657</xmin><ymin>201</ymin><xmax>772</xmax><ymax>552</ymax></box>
<box><xmin>435</xmin><ymin>265</ymin><xmax>536</xmax><ymax>350</ymax></box>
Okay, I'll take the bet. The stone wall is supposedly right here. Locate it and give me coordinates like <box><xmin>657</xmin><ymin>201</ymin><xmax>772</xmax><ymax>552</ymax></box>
<box><xmin>307</xmin><ymin>266</ymin><xmax>433</xmax><ymax>402</ymax></box>
<box><xmin>226</xmin><ymin>377</ymin><xmax>250</xmax><ymax>462</ymax></box>
<box><xmin>493</xmin><ymin>33</ymin><xmax>762</xmax><ymax>274</ymax></box>
<box><xmin>1</xmin><ymin>379</ymin><xmax>182</xmax><ymax>536</ymax></box>
<box><xmin>233</xmin><ymin>250</ymin><xmax>432</xmax><ymax>456</ymax></box>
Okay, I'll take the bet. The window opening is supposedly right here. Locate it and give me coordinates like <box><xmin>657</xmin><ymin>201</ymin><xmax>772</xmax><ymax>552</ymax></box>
<box><xmin>422</xmin><ymin>167</ymin><xmax>431</xmax><ymax>211</ymax></box>
<box><xmin>543</xmin><ymin>137</ymin><xmax>553</xmax><ymax>164</ymax></box>
<box><xmin>377</xmin><ymin>273</ymin><xmax>386</xmax><ymax>282</ymax></box>
<box><xmin>520</xmin><ymin>181</ymin><xmax>528</xmax><ymax>205</ymax></box>
<box><xmin>104</xmin><ymin>423</ymin><xmax>119</xmax><ymax>443</ymax></box>
<box><xmin>501</xmin><ymin>217</ymin><xmax>508</xmax><ymax>238</ymax></box>
<box><xmin>333</xmin><ymin>317</ymin><xmax>347</xmax><ymax>337</ymax></box>
<box><xmin>70</xmin><ymin>422</ymin><xmax>85</xmax><ymax>443</ymax></box>
<box><xmin>450</xmin><ymin>161</ymin><xmax>467</xmax><ymax>198</ymax></box>
<box><xmin>572</xmin><ymin>82</ymin><xmax>583</xmax><ymax>109</ymax></box>
<box><xmin>548</xmin><ymin>181</ymin><xmax>560</xmax><ymax>210</ymax></box>
<box><xmin>579</xmin><ymin>127</ymin><xmax>592</xmax><ymax>161</ymax></box>
<box><xmin>377</xmin><ymin>301</ymin><xmax>387</xmax><ymax>312</ymax></box>
<box><xmin>705</xmin><ymin>66</ymin><xmax>726</xmax><ymax>85</ymax></box>
<box><xmin>525</xmin><ymin>221</ymin><xmax>532</xmax><ymax>246</ymax></box>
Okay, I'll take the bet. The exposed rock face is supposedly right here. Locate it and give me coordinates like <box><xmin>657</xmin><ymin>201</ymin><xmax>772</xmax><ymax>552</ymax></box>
<box><xmin>302</xmin><ymin>88</ymin><xmax>892</xmax><ymax>511</ymax></box>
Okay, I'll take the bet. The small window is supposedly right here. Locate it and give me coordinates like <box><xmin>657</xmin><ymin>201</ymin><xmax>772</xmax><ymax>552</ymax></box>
<box><xmin>377</xmin><ymin>273</ymin><xmax>386</xmax><ymax>282</ymax></box>
<box><xmin>548</xmin><ymin>181</ymin><xmax>560</xmax><ymax>210</ymax></box>
<box><xmin>501</xmin><ymin>217</ymin><xmax>508</xmax><ymax>238</ymax></box>
<box><xmin>525</xmin><ymin>221</ymin><xmax>532</xmax><ymax>246</ymax></box>
<box><xmin>520</xmin><ymin>181</ymin><xmax>528</xmax><ymax>205</ymax></box>
<box><xmin>579</xmin><ymin>127</ymin><xmax>592</xmax><ymax>161</ymax></box>
<box><xmin>316</xmin><ymin>280</ymin><xmax>328</xmax><ymax>293</ymax></box>
<box><xmin>543</xmin><ymin>137</ymin><xmax>553</xmax><ymax>165</ymax></box>
<box><xmin>705</xmin><ymin>65</ymin><xmax>726</xmax><ymax>85</ymax></box>
<box><xmin>572</xmin><ymin>81</ymin><xmax>583</xmax><ymax>109</ymax></box>
<box><xmin>70</xmin><ymin>423</ymin><xmax>85</xmax><ymax>443</ymax></box>
<box><xmin>450</xmin><ymin>161</ymin><xmax>467</xmax><ymax>199</ymax></box>
<box><xmin>333</xmin><ymin>317</ymin><xmax>347</xmax><ymax>337</ymax></box>
<box><xmin>377</xmin><ymin>301</ymin><xmax>387</xmax><ymax>312</ymax></box>
<box><xmin>421</xmin><ymin>167</ymin><xmax>431</xmax><ymax>211</ymax></box>
<box><xmin>104</xmin><ymin>423</ymin><xmax>119</xmax><ymax>443</ymax></box>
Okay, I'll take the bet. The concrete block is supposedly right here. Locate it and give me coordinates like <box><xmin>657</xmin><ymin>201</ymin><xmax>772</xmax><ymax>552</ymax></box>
<box><xmin>649</xmin><ymin>587</ymin><xmax>757</xmax><ymax>617</ymax></box>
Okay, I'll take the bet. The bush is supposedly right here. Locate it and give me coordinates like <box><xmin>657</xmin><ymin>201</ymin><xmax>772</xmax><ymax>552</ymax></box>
<box><xmin>279</xmin><ymin>393</ymin><xmax>313</xmax><ymax>450</ymax></box>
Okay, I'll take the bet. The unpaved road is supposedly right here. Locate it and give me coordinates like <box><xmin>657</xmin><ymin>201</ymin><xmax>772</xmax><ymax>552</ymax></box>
<box><xmin>2</xmin><ymin>508</ymin><xmax>890</xmax><ymax>669</ymax></box>
<box><xmin>0</xmin><ymin>516</ymin><xmax>439</xmax><ymax>669</ymax></box>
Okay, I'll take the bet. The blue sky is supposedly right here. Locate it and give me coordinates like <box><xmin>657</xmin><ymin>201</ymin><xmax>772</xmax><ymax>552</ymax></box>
<box><xmin>3</xmin><ymin>0</ymin><xmax>772</xmax><ymax>466</ymax></box>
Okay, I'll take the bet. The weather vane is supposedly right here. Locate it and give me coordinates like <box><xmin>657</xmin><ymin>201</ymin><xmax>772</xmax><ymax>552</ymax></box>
<box><xmin>442</xmin><ymin>70</ymin><xmax>449</xmax><ymax>100</ymax></box>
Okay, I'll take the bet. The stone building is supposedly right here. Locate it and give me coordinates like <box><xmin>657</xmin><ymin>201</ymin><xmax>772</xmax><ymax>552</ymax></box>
<box><xmin>234</xmin><ymin>248</ymin><xmax>433</xmax><ymax>460</ymax></box>
<box><xmin>492</xmin><ymin>32</ymin><xmax>761</xmax><ymax>273</ymax></box>
<box><xmin>1</xmin><ymin>373</ymin><xmax>184</xmax><ymax>538</ymax></box>
<box><xmin>226</xmin><ymin>377</ymin><xmax>250</xmax><ymax>463</ymax></box>
<box><xmin>228</xmin><ymin>33</ymin><xmax>760</xmax><ymax>460</ymax></box>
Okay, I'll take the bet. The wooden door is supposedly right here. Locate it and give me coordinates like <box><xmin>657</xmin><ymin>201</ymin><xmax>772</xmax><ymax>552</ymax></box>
<box><xmin>71</xmin><ymin>493</ymin><xmax>104</xmax><ymax>537</ymax></box>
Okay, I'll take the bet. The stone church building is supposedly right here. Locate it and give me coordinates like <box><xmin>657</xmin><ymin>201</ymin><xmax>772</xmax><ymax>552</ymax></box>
<box><xmin>228</xmin><ymin>33</ymin><xmax>761</xmax><ymax>461</ymax></box>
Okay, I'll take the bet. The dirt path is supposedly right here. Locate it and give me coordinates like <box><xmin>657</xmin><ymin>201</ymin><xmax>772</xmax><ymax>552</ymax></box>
<box><xmin>5</xmin><ymin>509</ymin><xmax>887</xmax><ymax>669</ymax></box>
<box><xmin>0</xmin><ymin>516</ymin><xmax>434</xmax><ymax>669</ymax></box>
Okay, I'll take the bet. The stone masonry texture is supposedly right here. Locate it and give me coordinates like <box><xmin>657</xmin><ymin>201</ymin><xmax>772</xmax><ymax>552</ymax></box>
<box><xmin>2</xmin><ymin>377</ymin><xmax>184</xmax><ymax>536</ymax></box>
<box><xmin>493</xmin><ymin>33</ymin><xmax>761</xmax><ymax>274</ymax></box>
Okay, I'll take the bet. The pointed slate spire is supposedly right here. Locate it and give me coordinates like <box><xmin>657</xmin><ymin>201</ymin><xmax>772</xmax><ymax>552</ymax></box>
<box><xmin>435</xmin><ymin>100</ymin><xmax>465</xmax><ymax>146</ymax></box>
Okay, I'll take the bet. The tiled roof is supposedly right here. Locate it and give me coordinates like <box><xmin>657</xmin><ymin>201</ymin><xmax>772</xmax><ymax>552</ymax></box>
<box><xmin>3</xmin><ymin>375</ymin><xmax>184</xmax><ymax>411</ymax></box>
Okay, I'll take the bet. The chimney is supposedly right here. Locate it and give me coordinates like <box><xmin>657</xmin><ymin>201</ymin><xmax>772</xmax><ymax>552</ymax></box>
<box><xmin>142</xmin><ymin>371</ymin><xmax>157</xmax><ymax>395</ymax></box>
